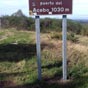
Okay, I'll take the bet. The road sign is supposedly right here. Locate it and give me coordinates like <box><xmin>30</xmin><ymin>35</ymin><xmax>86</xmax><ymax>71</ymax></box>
<box><xmin>29</xmin><ymin>0</ymin><xmax>72</xmax><ymax>15</ymax></box>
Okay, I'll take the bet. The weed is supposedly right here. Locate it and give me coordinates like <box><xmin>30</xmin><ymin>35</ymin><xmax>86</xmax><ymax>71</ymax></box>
<box><xmin>0</xmin><ymin>29</ymin><xmax>88</xmax><ymax>88</ymax></box>
<box><xmin>67</xmin><ymin>33</ymin><xmax>78</xmax><ymax>43</ymax></box>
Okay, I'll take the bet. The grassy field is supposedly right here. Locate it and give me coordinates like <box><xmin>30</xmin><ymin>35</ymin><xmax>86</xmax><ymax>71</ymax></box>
<box><xmin>0</xmin><ymin>28</ymin><xmax>88</xmax><ymax>88</ymax></box>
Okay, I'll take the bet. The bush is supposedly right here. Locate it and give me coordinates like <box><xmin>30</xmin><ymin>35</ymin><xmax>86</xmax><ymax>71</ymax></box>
<box><xmin>68</xmin><ymin>64</ymin><xmax>88</xmax><ymax>79</ymax></box>
<box><xmin>51</xmin><ymin>32</ymin><xmax>78</xmax><ymax>43</ymax></box>
<box><xmin>67</xmin><ymin>33</ymin><xmax>78</xmax><ymax>43</ymax></box>
<box><xmin>1</xmin><ymin>15</ymin><xmax>88</xmax><ymax>36</ymax></box>
<box><xmin>51</xmin><ymin>32</ymin><xmax>62</xmax><ymax>40</ymax></box>
<box><xmin>1</xmin><ymin>16</ymin><xmax>34</xmax><ymax>30</ymax></box>
<box><xmin>81</xmin><ymin>25</ymin><xmax>88</xmax><ymax>36</ymax></box>
<box><xmin>40</xmin><ymin>18</ymin><xmax>62</xmax><ymax>32</ymax></box>
<box><xmin>67</xmin><ymin>20</ymin><xmax>83</xmax><ymax>34</ymax></box>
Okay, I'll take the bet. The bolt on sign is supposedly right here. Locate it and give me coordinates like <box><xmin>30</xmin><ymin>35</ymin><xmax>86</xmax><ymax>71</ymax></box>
<box><xmin>29</xmin><ymin>0</ymin><xmax>72</xmax><ymax>15</ymax></box>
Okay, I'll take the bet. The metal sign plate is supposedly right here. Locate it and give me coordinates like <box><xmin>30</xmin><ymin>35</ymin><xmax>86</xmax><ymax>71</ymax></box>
<box><xmin>29</xmin><ymin>0</ymin><xmax>72</xmax><ymax>15</ymax></box>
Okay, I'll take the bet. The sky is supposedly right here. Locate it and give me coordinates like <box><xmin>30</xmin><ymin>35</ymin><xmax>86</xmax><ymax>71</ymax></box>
<box><xmin>0</xmin><ymin>0</ymin><xmax>88</xmax><ymax>19</ymax></box>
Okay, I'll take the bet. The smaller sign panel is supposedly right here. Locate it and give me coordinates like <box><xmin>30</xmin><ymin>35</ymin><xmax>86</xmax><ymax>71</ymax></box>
<box><xmin>29</xmin><ymin>0</ymin><xmax>72</xmax><ymax>15</ymax></box>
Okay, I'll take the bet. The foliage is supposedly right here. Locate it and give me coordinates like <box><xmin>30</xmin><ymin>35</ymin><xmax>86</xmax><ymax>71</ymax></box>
<box><xmin>81</xmin><ymin>24</ymin><xmax>88</xmax><ymax>36</ymax></box>
<box><xmin>67</xmin><ymin>33</ymin><xmax>78</xmax><ymax>43</ymax></box>
<box><xmin>68</xmin><ymin>63</ymin><xmax>88</xmax><ymax>79</ymax></box>
<box><xmin>0</xmin><ymin>29</ymin><xmax>88</xmax><ymax>88</ymax></box>
<box><xmin>50</xmin><ymin>32</ymin><xmax>78</xmax><ymax>43</ymax></box>
<box><xmin>51</xmin><ymin>32</ymin><xmax>62</xmax><ymax>40</ymax></box>
<box><xmin>40</xmin><ymin>18</ymin><xmax>62</xmax><ymax>32</ymax></box>
<box><xmin>0</xmin><ymin>15</ymin><xmax>88</xmax><ymax>36</ymax></box>
<box><xmin>67</xmin><ymin>20</ymin><xmax>83</xmax><ymax>34</ymax></box>
<box><xmin>1</xmin><ymin>15</ymin><xmax>34</xmax><ymax>30</ymax></box>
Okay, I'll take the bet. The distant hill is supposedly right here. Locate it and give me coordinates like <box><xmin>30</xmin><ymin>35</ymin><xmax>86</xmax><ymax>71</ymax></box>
<box><xmin>73</xmin><ymin>19</ymin><xmax>88</xmax><ymax>24</ymax></box>
<box><xmin>12</xmin><ymin>10</ymin><xmax>25</xmax><ymax>17</ymax></box>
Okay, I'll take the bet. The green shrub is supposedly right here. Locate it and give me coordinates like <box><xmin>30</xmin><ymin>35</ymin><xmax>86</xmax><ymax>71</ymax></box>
<box><xmin>67</xmin><ymin>20</ymin><xmax>83</xmax><ymax>34</ymax></box>
<box><xmin>51</xmin><ymin>32</ymin><xmax>62</xmax><ymax>40</ymax></box>
<box><xmin>68</xmin><ymin>64</ymin><xmax>88</xmax><ymax>79</ymax></box>
<box><xmin>1</xmin><ymin>15</ymin><xmax>88</xmax><ymax>36</ymax></box>
<box><xmin>67</xmin><ymin>33</ymin><xmax>78</xmax><ymax>43</ymax></box>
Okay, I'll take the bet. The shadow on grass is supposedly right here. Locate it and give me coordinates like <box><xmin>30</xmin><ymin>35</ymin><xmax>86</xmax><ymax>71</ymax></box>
<box><xmin>0</xmin><ymin>43</ymin><xmax>88</xmax><ymax>88</ymax></box>
<box><xmin>1</xmin><ymin>75</ymin><xmax>87</xmax><ymax>88</ymax></box>
<box><xmin>42</xmin><ymin>61</ymin><xmax>62</xmax><ymax>69</ymax></box>
<box><xmin>0</xmin><ymin>61</ymin><xmax>88</xmax><ymax>88</ymax></box>
<box><xmin>0</xmin><ymin>72</ymin><xmax>27</xmax><ymax>88</ymax></box>
<box><xmin>0</xmin><ymin>44</ymin><xmax>36</xmax><ymax>62</ymax></box>
<box><xmin>0</xmin><ymin>42</ymin><xmax>54</xmax><ymax>62</ymax></box>
<box><xmin>0</xmin><ymin>72</ymin><xmax>26</xmax><ymax>78</ymax></box>
<box><xmin>42</xmin><ymin>60</ymin><xmax>62</xmax><ymax>81</ymax></box>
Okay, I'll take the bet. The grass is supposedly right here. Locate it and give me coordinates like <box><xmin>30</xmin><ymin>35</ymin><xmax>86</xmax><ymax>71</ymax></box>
<box><xmin>0</xmin><ymin>28</ymin><xmax>88</xmax><ymax>88</ymax></box>
<box><xmin>78</xmin><ymin>35</ymin><xmax>88</xmax><ymax>46</ymax></box>
<box><xmin>0</xmin><ymin>28</ymin><xmax>35</xmax><ymax>44</ymax></box>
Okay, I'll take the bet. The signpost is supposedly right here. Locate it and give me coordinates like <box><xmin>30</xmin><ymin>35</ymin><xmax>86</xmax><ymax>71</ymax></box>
<box><xmin>29</xmin><ymin>0</ymin><xmax>72</xmax><ymax>81</ymax></box>
<box><xmin>0</xmin><ymin>18</ymin><xmax>1</xmax><ymax>29</ymax></box>
<box><xmin>62</xmin><ymin>15</ymin><xmax>67</xmax><ymax>80</ymax></box>
<box><xmin>35</xmin><ymin>16</ymin><xmax>42</xmax><ymax>80</ymax></box>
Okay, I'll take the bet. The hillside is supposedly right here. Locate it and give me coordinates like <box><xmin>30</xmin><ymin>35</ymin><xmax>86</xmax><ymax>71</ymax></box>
<box><xmin>0</xmin><ymin>14</ymin><xmax>88</xmax><ymax>36</ymax></box>
<box><xmin>0</xmin><ymin>28</ymin><xmax>88</xmax><ymax>88</ymax></box>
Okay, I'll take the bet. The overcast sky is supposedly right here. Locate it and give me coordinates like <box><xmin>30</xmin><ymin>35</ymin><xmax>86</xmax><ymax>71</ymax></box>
<box><xmin>0</xmin><ymin>0</ymin><xmax>88</xmax><ymax>19</ymax></box>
